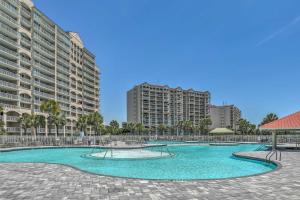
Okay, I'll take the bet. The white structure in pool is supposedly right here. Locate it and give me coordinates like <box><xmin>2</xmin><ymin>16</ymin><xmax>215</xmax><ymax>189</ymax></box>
<box><xmin>90</xmin><ymin>149</ymin><xmax>171</xmax><ymax>159</ymax></box>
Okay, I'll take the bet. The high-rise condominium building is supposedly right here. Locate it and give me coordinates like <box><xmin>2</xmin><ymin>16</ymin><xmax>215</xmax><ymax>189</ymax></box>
<box><xmin>209</xmin><ymin>105</ymin><xmax>241</xmax><ymax>131</ymax></box>
<box><xmin>0</xmin><ymin>0</ymin><xmax>100</xmax><ymax>135</ymax></box>
<box><xmin>127</xmin><ymin>83</ymin><xmax>210</xmax><ymax>130</ymax></box>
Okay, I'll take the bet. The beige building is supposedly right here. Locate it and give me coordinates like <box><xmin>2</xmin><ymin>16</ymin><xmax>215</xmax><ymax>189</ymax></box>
<box><xmin>0</xmin><ymin>0</ymin><xmax>100</xmax><ymax>135</ymax></box>
<box><xmin>127</xmin><ymin>83</ymin><xmax>210</xmax><ymax>130</ymax></box>
<box><xmin>209</xmin><ymin>105</ymin><xmax>241</xmax><ymax>131</ymax></box>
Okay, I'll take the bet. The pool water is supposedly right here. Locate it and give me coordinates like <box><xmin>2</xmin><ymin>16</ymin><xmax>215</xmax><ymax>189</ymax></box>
<box><xmin>0</xmin><ymin>144</ymin><xmax>276</xmax><ymax>180</ymax></box>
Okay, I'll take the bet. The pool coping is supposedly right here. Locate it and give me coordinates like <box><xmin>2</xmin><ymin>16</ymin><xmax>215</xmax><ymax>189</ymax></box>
<box><xmin>0</xmin><ymin>145</ymin><xmax>282</xmax><ymax>182</ymax></box>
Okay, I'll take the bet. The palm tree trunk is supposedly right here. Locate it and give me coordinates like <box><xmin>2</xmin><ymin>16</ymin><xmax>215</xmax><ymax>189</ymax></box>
<box><xmin>55</xmin><ymin>125</ymin><xmax>58</xmax><ymax>138</ymax></box>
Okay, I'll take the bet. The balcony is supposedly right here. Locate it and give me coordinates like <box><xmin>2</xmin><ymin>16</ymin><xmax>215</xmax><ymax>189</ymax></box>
<box><xmin>34</xmin><ymin>55</ymin><xmax>54</xmax><ymax>67</ymax></box>
<box><xmin>33</xmin><ymin>44</ymin><xmax>55</xmax><ymax>60</ymax></box>
<box><xmin>0</xmin><ymin>33</ymin><xmax>17</xmax><ymax>48</ymax></box>
<box><xmin>57</xmin><ymin>73</ymin><xmax>69</xmax><ymax>81</ymax></box>
<box><xmin>57</xmin><ymin>64</ymin><xmax>70</xmax><ymax>74</ymax></box>
<box><xmin>60</xmin><ymin>105</ymin><xmax>70</xmax><ymax>111</ymax></box>
<box><xmin>34</xmin><ymin>81</ymin><xmax>55</xmax><ymax>91</ymax></box>
<box><xmin>57</xmin><ymin>98</ymin><xmax>69</xmax><ymax>105</ymax></box>
<box><xmin>6</xmin><ymin>127</ymin><xmax>20</xmax><ymax>133</ymax></box>
<box><xmin>6</xmin><ymin>116</ymin><xmax>19</xmax><ymax>122</ymax></box>
<box><xmin>57</xmin><ymin>81</ymin><xmax>69</xmax><ymax>89</ymax></box>
<box><xmin>20</xmin><ymin>57</ymin><xmax>31</xmax><ymax>66</ymax></box>
<box><xmin>21</xmin><ymin>7</ymin><xmax>31</xmax><ymax>19</ymax></box>
<box><xmin>33</xmin><ymin>90</ymin><xmax>55</xmax><ymax>99</ymax></box>
<box><xmin>0</xmin><ymin>79</ymin><xmax>17</xmax><ymax>89</ymax></box>
<box><xmin>0</xmin><ymin>1</ymin><xmax>18</xmax><ymax>18</ymax></box>
<box><xmin>21</xmin><ymin>18</ymin><xmax>31</xmax><ymax>28</ymax></box>
<box><xmin>57</xmin><ymin>88</ymin><xmax>69</xmax><ymax>95</ymax></box>
<box><xmin>0</xmin><ymin>10</ymin><xmax>18</xmax><ymax>28</ymax></box>
<box><xmin>35</xmin><ymin>27</ymin><xmax>55</xmax><ymax>42</ymax></box>
<box><xmin>0</xmin><ymin>92</ymin><xmax>18</xmax><ymax>100</ymax></box>
<box><xmin>33</xmin><ymin>71</ymin><xmax>55</xmax><ymax>82</ymax></box>
<box><xmin>20</xmin><ymin>96</ymin><xmax>31</xmax><ymax>103</ymax></box>
<box><xmin>0</xmin><ymin>57</ymin><xmax>18</xmax><ymax>69</ymax></box>
<box><xmin>34</xmin><ymin>62</ymin><xmax>54</xmax><ymax>75</ymax></box>
<box><xmin>0</xmin><ymin>22</ymin><xmax>17</xmax><ymax>39</ymax></box>
<box><xmin>33</xmin><ymin>34</ymin><xmax>55</xmax><ymax>51</ymax></box>
<box><xmin>0</xmin><ymin>67</ymin><xmax>17</xmax><ymax>79</ymax></box>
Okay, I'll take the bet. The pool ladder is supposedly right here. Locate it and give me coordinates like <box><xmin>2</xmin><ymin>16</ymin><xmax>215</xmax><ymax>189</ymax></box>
<box><xmin>265</xmin><ymin>150</ymin><xmax>281</xmax><ymax>162</ymax></box>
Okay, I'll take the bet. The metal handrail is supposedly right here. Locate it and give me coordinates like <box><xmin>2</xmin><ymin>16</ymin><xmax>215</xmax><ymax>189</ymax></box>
<box><xmin>266</xmin><ymin>150</ymin><xmax>282</xmax><ymax>162</ymax></box>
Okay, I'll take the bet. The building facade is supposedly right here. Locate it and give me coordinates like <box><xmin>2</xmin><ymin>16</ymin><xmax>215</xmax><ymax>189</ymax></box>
<box><xmin>0</xmin><ymin>0</ymin><xmax>100</xmax><ymax>135</ymax></box>
<box><xmin>209</xmin><ymin>105</ymin><xmax>241</xmax><ymax>131</ymax></box>
<box><xmin>127</xmin><ymin>83</ymin><xmax>210</xmax><ymax>130</ymax></box>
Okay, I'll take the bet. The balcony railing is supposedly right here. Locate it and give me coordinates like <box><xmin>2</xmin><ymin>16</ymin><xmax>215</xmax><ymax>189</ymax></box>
<box><xmin>0</xmin><ymin>22</ymin><xmax>17</xmax><ymax>38</ymax></box>
<box><xmin>20</xmin><ymin>97</ymin><xmax>31</xmax><ymax>103</ymax></box>
<box><xmin>34</xmin><ymin>81</ymin><xmax>55</xmax><ymax>91</ymax></box>
<box><xmin>0</xmin><ymin>79</ymin><xmax>17</xmax><ymax>89</ymax></box>
<box><xmin>0</xmin><ymin>1</ymin><xmax>18</xmax><ymax>17</ymax></box>
<box><xmin>0</xmin><ymin>92</ymin><xmax>18</xmax><ymax>100</ymax></box>
<box><xmin>20</xmin><ymin>76</ymin><xmax>31</xmax><ymax>84</ymax></box>
<box><xmin>0</xmin><ymin>67</ymin><xmax>17</xmax><ymax>78</ymax></box>
<box><xmin>0</xmin><ymin>10</ymin><xmax>18</xmax><ymax>27</ymax></box>
<box><xmin>34</xmin><ymin>62</ymin><xmax>54</xmax><ymax>74</ymax></box>
<box><xmin>0</xmin><ymin>57</ymin><xmax>18</xmax><ymax>68</ymax></box>
<box><xmin>0</xmin><ymin>33</ymin><xmax>17</xmax><ymax>46</ymax></box>
<box><xmin>33</xmin><ymin>90</ymin><xmax>55</xmax><ymax>99</ymax></box>
<box><xmin>33</xmin><ymin>71</ymin><xmax>55</xmax><ymax>82</ymax></box>
<box><xmin>6</xmin><ymin>127</ymin><xmax>20</xmax><ymax>132</ymax></box>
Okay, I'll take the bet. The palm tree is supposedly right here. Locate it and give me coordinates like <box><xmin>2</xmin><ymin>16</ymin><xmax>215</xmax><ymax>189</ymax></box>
<box><xmin>158</xmin><ymin>124</ymin><xmax>166</xmax><ymax>136</ymax></box>
<box><xmin>18</xmin><ymin>113</ymin><xmax>32</xmax><ymax>136</ymax></box>
<box><xmin>183</xmin><ymin>120</ymin><xmax>193</xmax><ymax>135</ymax></box>
<box><xmin>199</xmin><ymin>118</ymin><xmax>212</xmax><ymax>135</ymax></box>
<box><xmin>0</xmin><ymin>106</ymin><xmax>5</xmax><ymax>135</ymax></box>
<box><xmin>109</xmin><ymin>120</ymin><xmax>120</xmax><ymax>135</ymax></box>
<box><xmin>87</xmin><ymin>112</ymin><xmax>103</xmax><ymax>136</ymax></box>
<box><xmin>176</xmin><ymin>121</ymin><xmax>184</xmax><ymax>136</ymax></box>
<box><xmin>40</xmin><ymin>100</ymin><xmax>61</xmax><ymax>136</ymax></box>
<box><xmin>76</xmin><ymin>115</ymin><xmax>88</xmax><ymax>135</ymax></box>
<box><xmin>52</xmin><ymin>113</ymin><xmax>66</xmax><ymax>138</ymax></box>
<box><xmin>135</xmin><ymin>123</ymin><xmax>144</xmax><ymax>135</ymax></box>
<box><xmin>31</xmin><ymin>114</ymin><xmax>45</xmax><ymax>136</ymax></box>
<box><xmin>260</xmin><ymin>113</ymin><xmax>279</xmax><ymax>126</ymax></box>
<box><xmin>127</xmin><ymin>122</ymin><xmax>136</xmax><ymax>135</ymax></box>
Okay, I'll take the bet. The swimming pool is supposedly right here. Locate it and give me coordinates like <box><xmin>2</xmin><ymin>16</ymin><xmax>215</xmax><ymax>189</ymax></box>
<box><xmin>0</xmin><ymin>144</ymin><xmax>276</xmax><ymax>180</ymax></box>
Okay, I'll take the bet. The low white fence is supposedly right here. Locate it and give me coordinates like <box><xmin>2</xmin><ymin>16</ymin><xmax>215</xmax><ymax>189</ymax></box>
<box><xmin>0</xmin><ymin>134</ymin><xmax>299</xmax><ymax>148</ymax></box>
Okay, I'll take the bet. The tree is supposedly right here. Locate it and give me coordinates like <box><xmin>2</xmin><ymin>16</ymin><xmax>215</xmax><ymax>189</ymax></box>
<box><xmin>127</xmin><ymin>122</ymin><xmax>136</xmax><ymax>135</ymax></box>
<box><xmin>238</xmin><ymin>118</ymin><xmax>256</xmax><ymax>134</ymax></box>
<box><xmin>31</xmin><ymin>114</ymin><xmax>45</xmax><ymax>136</ymax></box>
<box><xmin>176</xmin><ymin>121</ymin><xmax>184</xmax><ymax>136</ymax></box>
<box><xmin>183</xmin><ymin>120</ymin><xmax>193</xmax><ymax>135</ymax></box>
<box><xmin>52</xmin><ymin>113</ymin><xmax>66</xmax><ymax>138</ymax></box>
<box><xmin>76</xmin><ymin>115</ymin><xmax>88</xmax><ymax>135</ymax></box>
<box><xmin>0</xmin><ymin>106</ymin><xmax>5</xmax><ymax>135</ymax></box>
<box><xmin>40</xmin><ymin>100</ymin><xmax>61</xmax><ymax>136</ymax></box>
<box><xmin>18</xmin><ymin>113</ymin><xmax>32</xmax><ymax>135</ymax></box>
<box><xmin>88</xmin><ymin>112</ymin><xmax>104</xmax><ymax>136</ymax></box>
<box><xmin>260</xmin><ymin>113</ymin><xmax>279</xmax><ymax>126</ymax></box>
<box><xmin>158</xmin><ymin>124</ymin><xmax>166</xmax><ymax>136</ymax></box>
<box><xmin>200</xmin><ymin>118</ymin><xmax>212</xmax><ymax>135</ymax></box>
<box><xmin>135</xmin><ymin>123</ymin><xmax>144</xmax><ymax>135</ymax></box>
<box><xmin>109</xmin><ymin>120</ymin><xmax>120</xmax><ymax>135</ymax></box>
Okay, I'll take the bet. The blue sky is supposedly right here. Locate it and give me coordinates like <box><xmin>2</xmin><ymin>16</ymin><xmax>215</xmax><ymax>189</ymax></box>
<box><xmin>34</xmin><ymin>0</ymin><xmax>300</xmax><ymax>125</ymax></box>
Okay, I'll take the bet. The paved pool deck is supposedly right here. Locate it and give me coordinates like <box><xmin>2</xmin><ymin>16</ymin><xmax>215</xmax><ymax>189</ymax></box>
<box><xmin>0</xmin><ymin>150</ymin><xmax>299</xmax><ymax>200</ymax></box>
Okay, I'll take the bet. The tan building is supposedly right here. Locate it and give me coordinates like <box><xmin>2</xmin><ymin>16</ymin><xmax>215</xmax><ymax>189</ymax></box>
<box><xmin>127</xmin><ymin>83</ymin><xmax>210</xmax><ymax>130</ymax></box>
<box><xmin>209</xmin><ymin>105</ymin><xmax>241</xmax><ymax>131</ymax></box>
<box><xmin>0</xmin><ymin>0</ymin><xmax>100</xmax><ymax>135</ymax></box>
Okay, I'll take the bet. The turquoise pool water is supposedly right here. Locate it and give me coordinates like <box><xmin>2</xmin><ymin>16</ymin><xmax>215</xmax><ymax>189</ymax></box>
<box><xmin>0</xmin><ymin>144</ymin><xmax>276</xmax><ymax>180</ymax></box>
